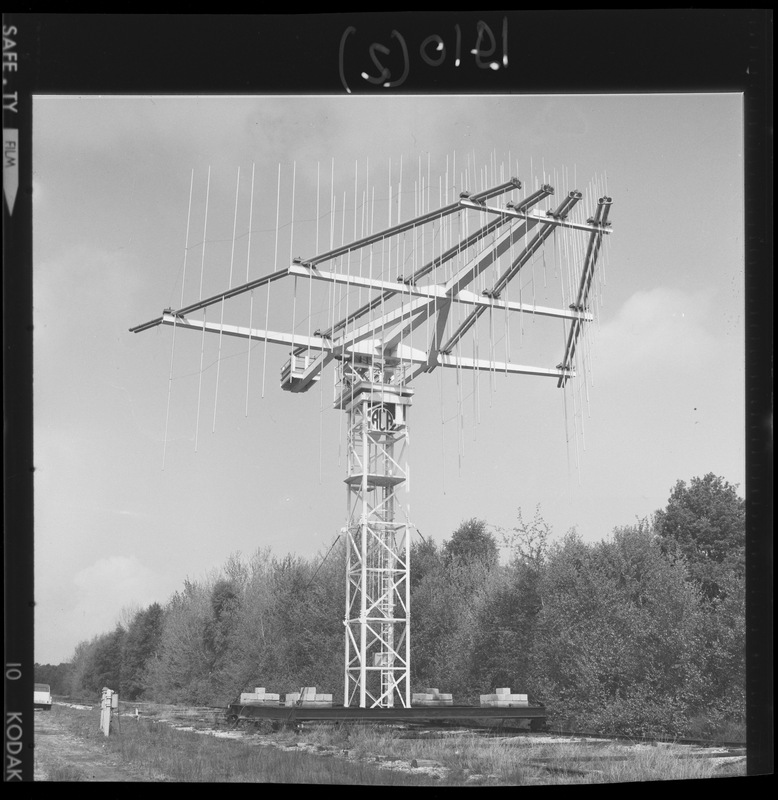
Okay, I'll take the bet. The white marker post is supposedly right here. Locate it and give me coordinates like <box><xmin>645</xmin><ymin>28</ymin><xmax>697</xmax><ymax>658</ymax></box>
<box><xmin>100</xmin><ymin>687</ymin><xmax>117</xmax><ymax>736</ymax></box>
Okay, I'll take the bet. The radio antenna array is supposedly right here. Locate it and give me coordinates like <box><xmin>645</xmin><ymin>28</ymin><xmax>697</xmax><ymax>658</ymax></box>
<box><xmin>131</xmin><ymin>163</ymin><xmax>612</xmax><ymax>709</ymax></box>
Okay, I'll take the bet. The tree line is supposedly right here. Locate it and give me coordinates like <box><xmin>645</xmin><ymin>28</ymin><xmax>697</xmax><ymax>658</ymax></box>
<box><xmin>42</xmin><ymin>473</ymin><xmax>745</xmax><ymax>737</ymax></box>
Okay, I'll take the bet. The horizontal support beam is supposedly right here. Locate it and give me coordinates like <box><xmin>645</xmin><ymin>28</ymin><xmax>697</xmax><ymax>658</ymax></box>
<box><xmin>459</xmin><ymin>199</ymin><xmax>612</xmax><ymax>234</ymax></box>
<box><xmin>289</xmin><ymin>263</ymin><xmax>446</xmax><ymax>301</ymax></box>
<box><xmin>158</xmin><ymin>314</ymin><xmax>579</xmax><ymax>382</ymax></box>
<box><xmin>437</xmin><ymin>353</ymin><xmax>574</xmax><ymax>380</ymax></box>
<box><xmin>159</xmin><ymin>313</ymin><xmax>331</xmax><ymax>351</ymax></box>
<box><xmin>455</xmin><ymin>290</ymin><xmax>593</xmax><ymax>322</ymax></box>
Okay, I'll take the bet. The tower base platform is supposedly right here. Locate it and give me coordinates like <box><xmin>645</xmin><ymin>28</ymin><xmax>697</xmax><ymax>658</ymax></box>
<box><xmin>227</xmin><ymin>702</ymin><xmax>547</xmax><ymax>729</ymax></box>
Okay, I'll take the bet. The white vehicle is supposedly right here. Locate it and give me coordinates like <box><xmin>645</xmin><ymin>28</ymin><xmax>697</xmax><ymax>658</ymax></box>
<box><xmin>34</xmin><ymin>683</ymin><xmax>52</xmax><ymax>710</ymax></box>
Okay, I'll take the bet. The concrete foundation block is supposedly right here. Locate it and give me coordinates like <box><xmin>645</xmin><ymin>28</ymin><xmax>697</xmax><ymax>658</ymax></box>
<box><xmin>284</xmin><ymin>690</ymin><xmax>333</xmax><ymax>707</ymax></box>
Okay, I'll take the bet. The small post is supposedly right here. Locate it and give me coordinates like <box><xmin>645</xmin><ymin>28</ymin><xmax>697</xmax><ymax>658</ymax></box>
<box><xmin>100</xmin><ymin>687</ymin><xmax>116</xmax><ymax>736</ymax></box>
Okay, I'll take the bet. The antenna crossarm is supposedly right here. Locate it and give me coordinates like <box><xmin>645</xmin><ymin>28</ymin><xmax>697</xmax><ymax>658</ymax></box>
<box><xmin>288</xmin><ymin>264</ymin><xmax>449</xmax><ymax>301</ymax></box>
<box><xmin>129</xmin><ymin>267</ymin><xmax>291</xmax><ymax>334</ymax></box>
<box><xmin>158</xmin><ymin>313</ymin><xmax>333</xmax><ymax>352</ymax></box>
<box><xmin>556</xmin><ymin>196</ymin><xmax>612</xmax><ymax>387</ymax></box>
<box><xmin>436</xmin><ymin>353</ymin><xmax>574</xmax><ymax>380</ymax></box>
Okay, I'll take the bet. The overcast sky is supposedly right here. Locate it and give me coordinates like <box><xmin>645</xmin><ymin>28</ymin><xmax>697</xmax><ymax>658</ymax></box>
<box><xmin>32</xmin><ymin>93</ymin><xmax>744</xmax><ymax>664</ymax></box>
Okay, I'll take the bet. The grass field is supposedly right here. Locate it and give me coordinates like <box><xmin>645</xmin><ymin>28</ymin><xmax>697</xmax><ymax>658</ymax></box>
<box><xmin>40</xmin><ymin>703</ymin><xmax>746</xmax><ymax>784</ymax></box>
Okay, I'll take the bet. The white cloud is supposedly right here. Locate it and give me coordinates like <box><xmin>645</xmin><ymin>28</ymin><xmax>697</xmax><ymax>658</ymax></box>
<box><xmin>36</xmin><ymin>555</ymin><xmax>167</xmax><ymax>663</ymax></box>
<box><xmin>71</xmin><ymin>555</ymin><xmax>161</xmax><ymax>631</ymax></box>
<box><xmin>594</xmin><ymin>286</ymin><xmax>719</xmax><ymax>376</ymax></box>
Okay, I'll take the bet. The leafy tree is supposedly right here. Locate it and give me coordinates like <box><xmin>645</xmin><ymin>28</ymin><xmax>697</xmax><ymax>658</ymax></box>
<box><xmin>654</xmin><ymin>473</ymin><xmax>745</xmax><ymax>601</ymax></box>
<box><xmin>410</xmin><ymin>553</ymin><xmax>495</xmax><ymax>698</ymax></box>
<box><xmin>145</xmin><ymin>578</ymin><xmax>215</xmax><ymax>704</ymax></box>
<box><xmin>684</xmin><ymin>566</ymin><xmax>746</xmax><ymax>734</ymax></box>
<box><xmin>467</xmin><ymin>507</ymin><xmax>555</xmax><ymax>697</ymax></box>
<box><xmin>443</xmin><ymin>518</ymin><xmax>499</xmax><ymax>568</ymax></box>
<box><xmin>66</xmin><ymin>639</ymin><xmax>97</xmax><ymax>700</ymax></box>
<box><xmin>81</xmin><ymin>625</ymin><xmax>126</xmax><ymax>696</ymax></box>
<box><xmin>34</xmin><ymin>663</ymin><xmax>72</xmax><ymax>696</ymax></box>
<box><xmin>409</xmin><ymin>536</ymin><xmax>442</xmax><ymax>591</ymax></box>
<box><xmin>466</xmin><ymin>564</ymin><xmax>536</xmax><ymax>694</ymax></box>
<box><xmin>229</xmin><ymin>547</ymin><xmax>344</xmax><ymax>698</ymax></box>
<box><xmin>121</xmin><ymin>603</ymin><xmax>164</xmax><ymax>700</ymax></box>
<box><xmin>499</xmin><ymin>505</ymin><xmax>553</xmax><ymax>570</ymax></box>
<box><xmin>531</xmin><ymin>524</ymin><xmax>710</xmax><ymax>736</ymax></box>
<box><xmin>204</xmin><ymin>578</ymin><xmax>241</xmax><ymax>656</ymax></box>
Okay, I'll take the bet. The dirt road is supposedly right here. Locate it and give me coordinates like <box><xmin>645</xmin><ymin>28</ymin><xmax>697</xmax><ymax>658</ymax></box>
<box><xmin>34</xmin><ymin>705</ymin><xmax>154</xmax><ymax>782</ymax></box>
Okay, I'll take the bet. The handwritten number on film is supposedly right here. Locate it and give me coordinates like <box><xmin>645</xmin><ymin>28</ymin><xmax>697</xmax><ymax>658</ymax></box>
<box><xmin>340</xmin><ymin>18</ymin><xmax>508</xmax><ymax>94</ymax></box>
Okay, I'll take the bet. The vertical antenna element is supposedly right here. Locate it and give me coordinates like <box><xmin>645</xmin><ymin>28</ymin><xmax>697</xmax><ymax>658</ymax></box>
<box><xmin>263</xmin><ymin>163</ymin><xmax>282</xmax><ymax>399</ymax></box>
<box><xmin>194</xmin><ymin>166</ymin><xmax>211</xmax><ymax>453</ymax></box>
<box><xmin>162</xmin><ymin>169</ymin><xmax>194</xmax><ymax>469</ymax></box>
<box><xmin>213</xmin><ymin>166</ymin><xmax>241</xmax><ymax>433</ymax></box>
<box><xmin>245</xmin><ymin>162</ymin><xmax>256</xmax><ymax>417</ymax></box>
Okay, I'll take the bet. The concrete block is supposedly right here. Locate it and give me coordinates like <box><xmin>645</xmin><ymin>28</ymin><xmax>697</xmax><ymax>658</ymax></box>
<box><xmin>496</xmin><ymin>687</ymin><xmax>511</xmax><ymax>695</ymax></box>
<box><xmin>241</xmin><ymin>692</ymin><xmax>281</xmax><ymax>705</ymax></box>
<box><xmin>285</xmin><ymin>691</ymin><xmax>332</xmax><ymax>707</ymax></box>
<box><xmin>254</xmin><ymin>688</ymin><xmax>265</xmax><ymax>695</ymax></box>
<box><xmin>480</xmin><ymin>697</ymin><xmax>530</xmax><ymax>708</ymax></box>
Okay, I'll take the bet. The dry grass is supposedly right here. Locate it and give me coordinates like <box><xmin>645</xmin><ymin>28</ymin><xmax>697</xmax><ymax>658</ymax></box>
<box><xmin>44</xmin><ymin>762</ymin><xmax>89</xmax><ymax>781</ymax></box>
<box><xmin>48</xmin><ymin>705</ymin><xmax>440</xmax><ymax>784</ymax></box>
<box><xmin>303</xmin><ymin>724</ymin><xmax>746</xmax><ymax>785</ymax></box>
<box><xmin>48</xmin><ymin>705</ymin><xmax>745</xmax><ymax>784</ymax></box>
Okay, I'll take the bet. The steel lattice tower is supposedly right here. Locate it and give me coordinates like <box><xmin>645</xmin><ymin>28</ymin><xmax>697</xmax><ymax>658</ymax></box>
<box><xmin>337</xmin><ymin>358</ymin><xmax>413</xmax><ymax>707</ymax></box>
